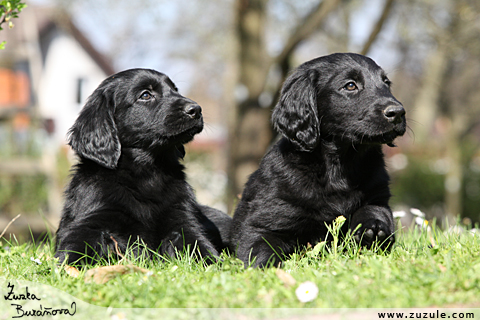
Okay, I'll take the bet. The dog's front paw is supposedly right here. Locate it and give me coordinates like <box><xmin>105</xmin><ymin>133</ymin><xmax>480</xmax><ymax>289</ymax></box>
<box><xmin>352</xmin><ymin>219</ymin><xmax>394</xmax><ymax>250</ymax></box>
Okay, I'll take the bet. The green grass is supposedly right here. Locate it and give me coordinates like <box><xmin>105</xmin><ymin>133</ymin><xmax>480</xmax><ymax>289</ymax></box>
<box><xmin>1</xmin><ymin>221</ymin><xmax>480</xmax><ymax>309</ymax></box>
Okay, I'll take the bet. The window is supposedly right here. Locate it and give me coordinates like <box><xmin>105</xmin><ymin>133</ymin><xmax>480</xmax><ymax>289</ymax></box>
<box><xmin>76</xmin><ymin>77</ymin><xmax>87</xmax><ymax>105</ymax></box>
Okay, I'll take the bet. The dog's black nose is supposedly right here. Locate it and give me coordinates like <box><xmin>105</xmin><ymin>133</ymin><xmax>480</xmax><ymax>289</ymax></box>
<box><xmin>383</xmin><ymin>105</ymin><xmax>405</xmax><ymax>124</ymax></box>
<box><xmin>184</xmin><ymin>104</ymin><xmax>202</xmax><ymax>119</ymax></box>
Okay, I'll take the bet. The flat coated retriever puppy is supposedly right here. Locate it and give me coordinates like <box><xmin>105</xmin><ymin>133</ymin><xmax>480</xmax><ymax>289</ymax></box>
<box><xmin>55</xmin><ymin>68</ymin><xmax>231</xmax><ymax>265</ymax></box>
<box><xmin>230</xmin><ymin>53</ymin><xmax>406</xmax><ymax>267</ymax></box>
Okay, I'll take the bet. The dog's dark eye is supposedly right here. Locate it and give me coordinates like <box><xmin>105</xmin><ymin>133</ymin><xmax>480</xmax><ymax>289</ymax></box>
<box><xmin>344</xmin><ymin>82</ymin><xmax>358</xmax><ymax>91</ymax></box>
<box><xmin>384</xmin><ymin>77</ymin><xmax>392</xmax><ymax>86</ymax></box>
<box><xmin>140</xmin><ymin>92</ymin><xmax>153</xmax><ymax>100</ymax></box>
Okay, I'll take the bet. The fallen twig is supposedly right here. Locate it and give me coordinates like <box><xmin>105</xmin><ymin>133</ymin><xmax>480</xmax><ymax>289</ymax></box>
<box><xmin>110</xmin><ymin>235</ymin><xmax>126</xmax><ymax>260</ymax></box>
<box><xmin>0</xmin><ymin>214</ymin><xmax>21</xmax><ymax>239</ymax></box>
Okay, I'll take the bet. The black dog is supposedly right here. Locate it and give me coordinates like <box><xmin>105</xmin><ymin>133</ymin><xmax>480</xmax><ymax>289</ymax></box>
<box><xmin>55</xmin><ymin>68</ymin><xmax>231</xmax><ymax>265</ymax></box>
<box><xmin>229</xmin><ymin>53</ymin><xmax>406</xmax><ymax>267</ymax></box>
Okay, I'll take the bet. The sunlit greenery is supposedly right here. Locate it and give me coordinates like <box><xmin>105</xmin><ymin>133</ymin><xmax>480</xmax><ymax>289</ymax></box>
<box><xmin>1</xmin><ymin>219</ymin><xmax>479</xmax><ymax>308</ymax></box>
<box><xmin>0</xmin><ymin>0</ymin><xmax>27</xmax><ymax>49</ymax></box>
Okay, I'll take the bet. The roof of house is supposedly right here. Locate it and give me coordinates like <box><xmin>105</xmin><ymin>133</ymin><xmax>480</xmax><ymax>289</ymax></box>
<box><xmin>38</xmin><ymin>13</ymin><xmax>115</xmax><ymax>76</ymax></box>
<box><xmin>0</xmin><ymin>4</ymin><xmax>115</xmax><ymax>75</ymax></box>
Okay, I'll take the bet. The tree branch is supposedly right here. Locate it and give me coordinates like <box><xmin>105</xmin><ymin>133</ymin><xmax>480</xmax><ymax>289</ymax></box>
<box><xmin>274</xmin><ymin>0</ymin><xmax>342</xmax><ymax>66</ymax></box>
<box><xmin>0</xmin><ymin>6</ymin><xmax>8</xmax><ymax>29</ymax></box>
<box><xmin>360</xmin><ymin>0</ymin><xmax>396</xmax><ymax>55</ymax></box>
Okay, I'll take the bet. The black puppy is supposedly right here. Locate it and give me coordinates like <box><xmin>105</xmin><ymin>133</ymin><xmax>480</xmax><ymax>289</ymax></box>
<box><xmin>229</xmin><ymin>53</ymin><xmax>406</xmax><ymax>267</ymax></box>
<box><xmin>55</xmin><ymin>68</ymin><xmax>231</xmax><ymax>265</ymax></box>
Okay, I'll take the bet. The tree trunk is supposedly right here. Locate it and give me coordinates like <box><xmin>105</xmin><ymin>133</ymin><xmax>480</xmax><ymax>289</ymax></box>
<box><xmin>227</xmin><ymin>0</ymin><xmax>270</xmax><ymax>212</ymax></box>
<box><xmin>410</xmin><ymin>44</ymin><xmax>449</xmax><ymax>144</ymax></box>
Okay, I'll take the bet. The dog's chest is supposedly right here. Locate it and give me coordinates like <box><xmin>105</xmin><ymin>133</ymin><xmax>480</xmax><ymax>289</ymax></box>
<box><xmin>123</xmin><ymin>177</ymin><xmax>191</xmax><ymax>216</ymax></box>
<box><xmin>291</xmin><ymin>152</ymin><xmax>365</xmax><ymax>217</ymax></box>
<box><xmin>311</xmin><ymin>170</ymin><xmax>363</xmax><ymax>219</ymax></box>
<box><xmin>77</xmin><ymin>166</ymin><xmax>193</xmax><ymax>224</ymax></box>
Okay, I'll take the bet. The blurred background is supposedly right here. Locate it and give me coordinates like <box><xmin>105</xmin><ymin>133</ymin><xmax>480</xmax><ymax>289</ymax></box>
<box><xmin>1</xmin><ymin>0</ymin><xmax>479</xmax><ymax>241</ymax></box>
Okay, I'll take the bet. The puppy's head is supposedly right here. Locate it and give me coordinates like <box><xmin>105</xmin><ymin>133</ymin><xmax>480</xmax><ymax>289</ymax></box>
<box><xmin>272</xmin><ymin>53</ymin><xmax>406</xmax><ymax>151</ymax></box>
<box><xmin>68</xmin><ymin>69</ymin><xmax>203</xmax><ymax>168</ymax></box>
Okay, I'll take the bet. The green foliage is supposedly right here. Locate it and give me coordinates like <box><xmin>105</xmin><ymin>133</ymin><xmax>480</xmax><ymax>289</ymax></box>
<box><xmin>0</xmin><ymin>0</ymin><xmax>27</xmax><ymax>49</ymax></box>
<box><xmin>390</xmin><ymin>155</ymin><xmax>445</xmax><ymax>210</ymax></box>
<box><xmin>463</xmin><ymin>170</ymin><xmax>480</xmax><ymax>223</ymax></box>
<box><xmin>0</xmin><ymin>151</ymin><xmax>70</xmax><ymax>224</ymax></box>
<box><xmin>0</xmin><ymin>174</ymin><xmax>48</xmax><ymax>216</ymax></box>
<box><xmin>1</xmin><ymin>224</ymin><xmax>480</xmax><ymax>309</ymax></box>
<box><xmin>390</xmin><ymin>144</ymin><xmax>480</xmax><ymax>224</ymax></box>
<box><xmin>459</xmin><ymin>140</ymin><xmax>480</xmax><ymax>223</ymax></box>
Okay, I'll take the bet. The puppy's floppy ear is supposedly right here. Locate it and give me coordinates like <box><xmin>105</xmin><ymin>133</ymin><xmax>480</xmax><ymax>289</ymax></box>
<box><xmin>272</xmin><ymin>70</ymin><xmax>320</xmax><ymax>151</ymax></box>
<box><xmin>67</xmin><ymin>87</ymin><xmax>121</xmax><ymax>169</ymax></box>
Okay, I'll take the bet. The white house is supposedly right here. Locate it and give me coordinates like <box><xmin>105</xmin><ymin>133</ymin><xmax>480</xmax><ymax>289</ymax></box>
<box><xmin>35</xmin><ymin>9</ymin><xmax>115</xmax><ymax>146</ymax></box>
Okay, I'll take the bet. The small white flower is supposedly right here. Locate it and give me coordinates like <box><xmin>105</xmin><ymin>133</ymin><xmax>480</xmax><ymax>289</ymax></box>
<box><xmin>410</xmin><ymin>208</ymin><xmax>425</xmax><ymax>218</ymax></box>
<box><xmin>415</xmin><ymin>217</ymin><xmax>429</xmax><ymax>228</ymax></box>
<box><xmin>415</xmin><ymin>217</ymin><xmax>424</xmax><ymax>226</ymax></box>
<box><xmin>392</xmin><ymin>210</ymin><xmax>406</xmax><ymax>218</ymax></box>
<box><xmin>30</xmin><ymin>257</ymin><xmax>42</xmax><ymax>265</ymax></box>
<box><xmin>295</xmin><ymin>281</ymin><xmax>319</xmax><ymax>303</ymax></box>
<box><xmin>469</xmin><ymin>228</ymin><xmax>480</xmax><ymax>235</ymax></box>
<box><xmin>415</xmin><ymin>217</ymin><xmax>431</xmax><ymax>231</ymax></box>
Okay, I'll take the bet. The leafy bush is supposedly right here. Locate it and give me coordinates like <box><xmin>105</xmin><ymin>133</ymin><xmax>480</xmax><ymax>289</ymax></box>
<box><xmin>390</xmin><ymin>144</ymin><xmax>480</xmax><ymax>225</ymax></box>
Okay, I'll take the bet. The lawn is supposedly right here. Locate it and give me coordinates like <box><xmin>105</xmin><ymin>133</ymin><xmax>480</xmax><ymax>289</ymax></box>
<box><xmin>1</xmin><ymin>219</ymin><xmax>480</xmax><ymax>318</ymax></box>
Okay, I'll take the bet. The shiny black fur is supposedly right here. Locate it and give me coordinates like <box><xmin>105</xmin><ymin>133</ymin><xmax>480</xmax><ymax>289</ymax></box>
<box><xmin>55</xmin><ymin>68</ymin><xmax>231</xmax><ymax>265</ymax></box>
<box><xmin>229</xmin><ymin>53</ymin><xmax>406</xmax><ymax>267</ymax></box>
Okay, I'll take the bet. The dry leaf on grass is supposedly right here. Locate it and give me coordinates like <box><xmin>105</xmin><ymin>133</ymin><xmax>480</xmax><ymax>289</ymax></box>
<box><xmin>275</xmin><ymin>268</ymin><xmax>297</xmax><ymax>287</ymax></box>
<box><xmin>84</xmin><ymin>265</ymin><xmax>151</xmax><ymax>284</ymax></box>
<box><xmin>64</xmin><ymin>265</ymin><xmax>80</xmax><ymax>278</ymax></box>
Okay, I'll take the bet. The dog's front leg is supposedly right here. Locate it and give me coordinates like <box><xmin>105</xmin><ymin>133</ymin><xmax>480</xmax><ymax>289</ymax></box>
<box><xmin>165</xmin><ymin>229</ymin><xmax>220</xmax><ymax>263</ymax></box>
<box><xmin>234</xmin><ymin>231</ymin><xmax>290</xmax><ymax>268</ymax></box>
<box><xmin>349</xmin><ymin>205</ymin><xmax>395</xmax><ymax>250</ymax></box>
